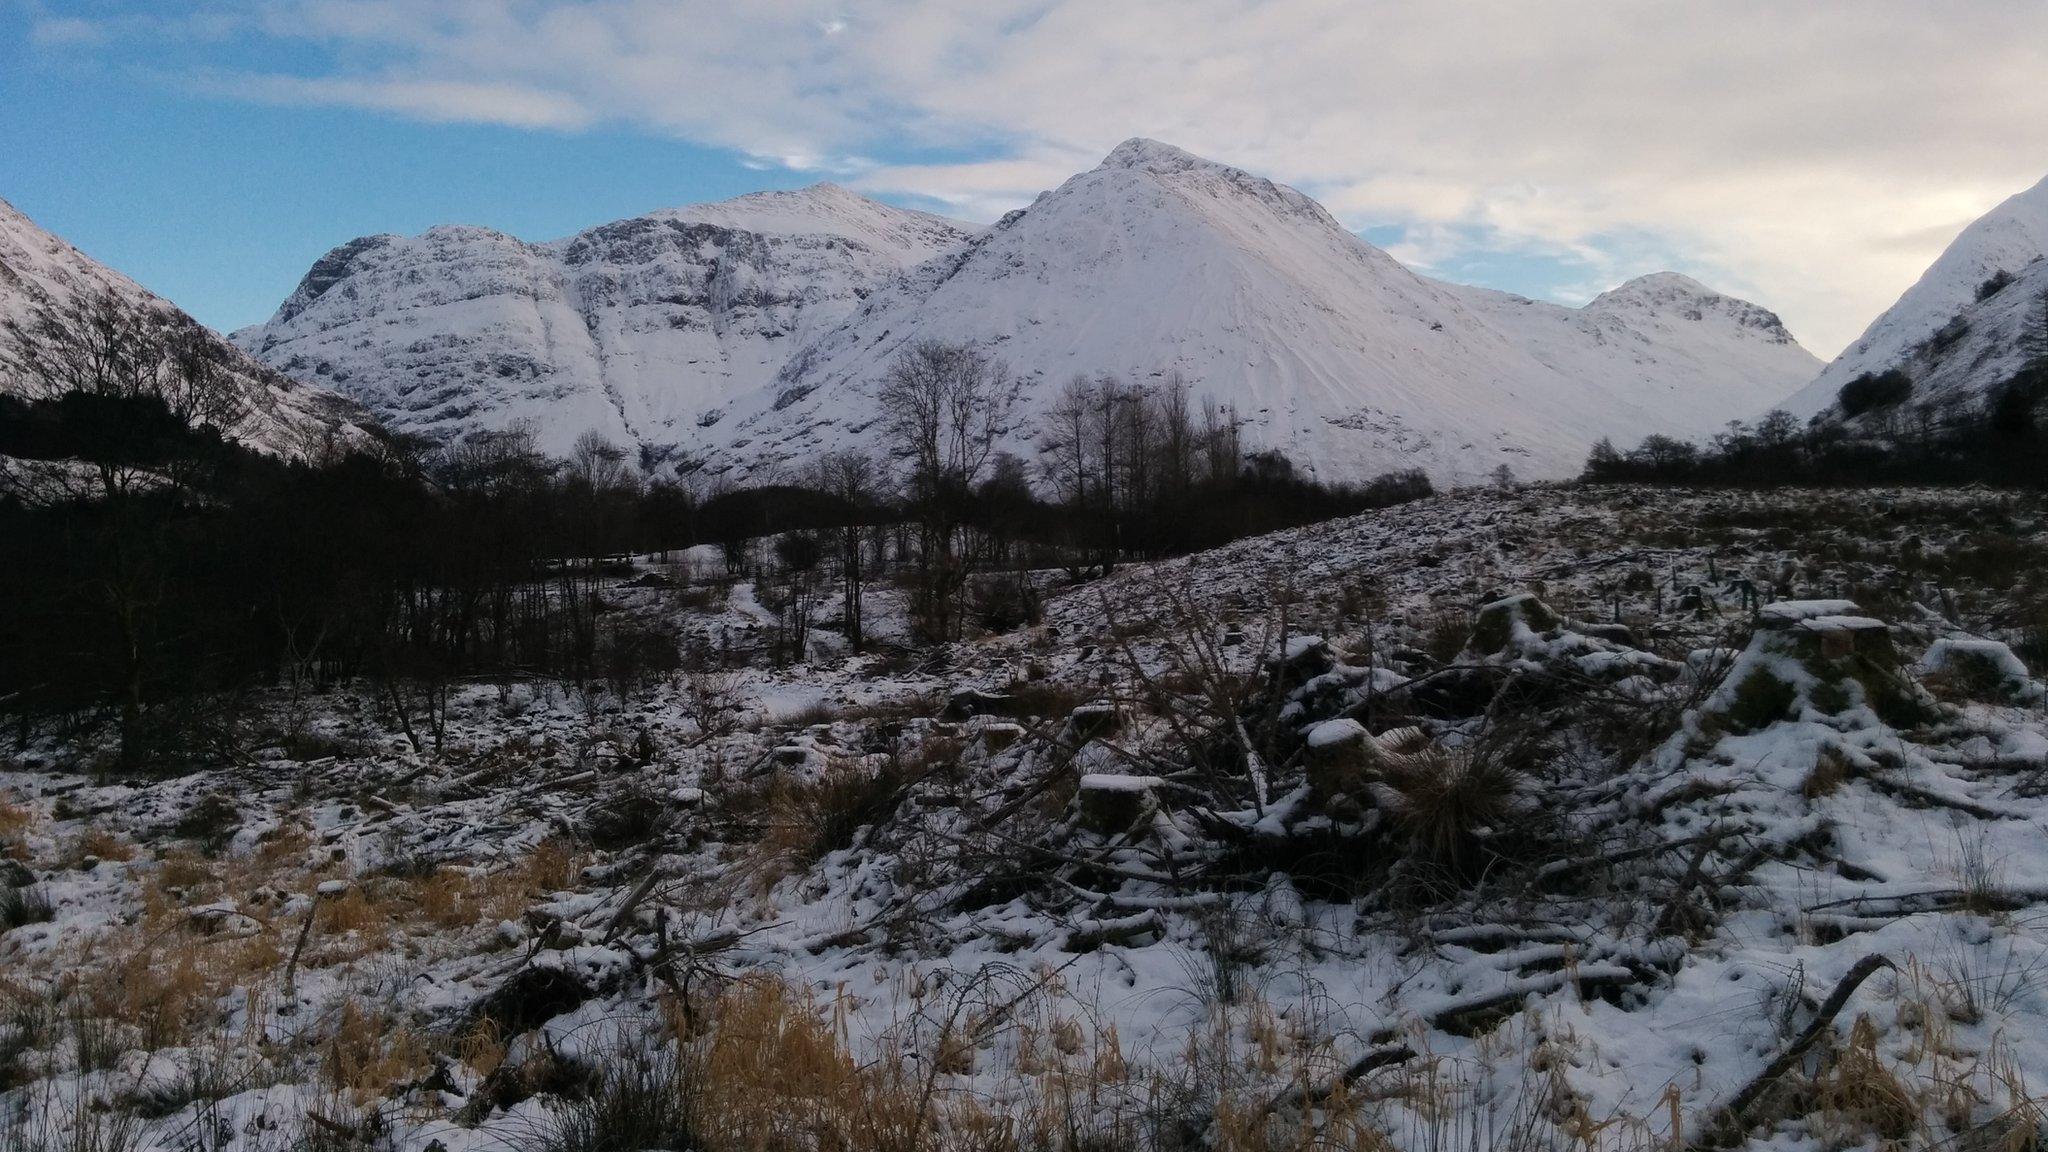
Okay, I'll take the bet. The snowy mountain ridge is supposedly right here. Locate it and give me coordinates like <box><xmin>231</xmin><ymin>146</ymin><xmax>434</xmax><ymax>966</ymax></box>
<box><xmin>1781</xmin><ymin>172</ymin><xmax>2048</xmax><ymax>421</ymax></box>
<box><xmin>0</xmin><ymin>196</ymin><xmax>373</xmax><ymax>456</ymax></box>
<box><xmin>233</xmin><ymin>186</ymin><xmax>975</xmax><ymax>462</ymax></box>
<box><xmin>237</xmin><ymin>139</ymin><xmax>1823</xmax><ymax>483</ymax></box>
<box><xmin>719</xmin><ymin>139</ymin><xmax>1819</xmax><ymax>484</ymax></box>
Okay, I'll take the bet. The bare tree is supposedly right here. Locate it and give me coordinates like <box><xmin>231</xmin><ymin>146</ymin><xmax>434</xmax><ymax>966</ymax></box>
<box><xmin>2</xmin><ymin>289</ymin><xmax>248</xmax><ymax>505</ymax></box>
<box><xmin>1041</xmin><ymin>375</ymin><xmax>1097</xmax><ymax>508</ymax></box>
<box><xmin>1201</xmin><ymin>394</ymin><xmax>1242</xmax><ymax>485</ymax></box>
<box><xmin>568</xmin><ymin>428</ymin><xmax>631</xmax><ymax>493</ymax></box>
<box><xmin>814</xmin><ymin>450</ymin><xmax>878</xmax><ymax>652</ymax></box>
<box><xmin>875</xmin><ymin>340</ymin><xmax>1015</xmax><ymax>640</ymax></box>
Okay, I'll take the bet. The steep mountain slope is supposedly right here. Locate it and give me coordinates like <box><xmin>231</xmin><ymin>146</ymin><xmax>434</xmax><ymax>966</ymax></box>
<box><xmin>0</xmin><ymin>197</ymin><xmax>371</xmax><ymax>456</ymax></box>
<box><xmin>1829</xmin><ymin>257</ymin><xmax>2048</xmax><ymax>424</ymax></box>
<box><xmin>1781</xmin><ymin>173</ymin><xmax>2048</xmax><ymax>421</ymax></box>
<box><xmin>232</xmin><ymin>186</ymin><xmax>975</xmax><ymax>460</ymax></box>
<box><xmin>713</xmin><ymin>140</ymin><xmax>1818</xmax><ymax>485</ymax></box>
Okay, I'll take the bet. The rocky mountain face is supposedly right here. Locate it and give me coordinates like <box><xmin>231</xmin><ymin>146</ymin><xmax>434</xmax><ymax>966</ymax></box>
<box><xmin>1780</xmin><ymin>172</ymin><xmax>2048</xmax><ymax>423</ymax></box>
<box><xmin>241</xmin><ymin>140</ymin><xmax>1821</xmax><ymax>483</ymax></box>
<box><xmin>232</xmin><ymin>185</ymin><xmax>975</xmax><ymax>463</ymax></box>
<box><xmin>0</xmin><ymin>197</ymin><xmax>372</xmax><ymax>457</ymax></box>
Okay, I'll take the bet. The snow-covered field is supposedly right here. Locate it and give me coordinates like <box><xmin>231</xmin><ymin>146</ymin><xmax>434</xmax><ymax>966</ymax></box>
<box><xmin>4</xmin><ymin>484</ymin><xmax>2047</xmax><ymax>1152</ymax></box>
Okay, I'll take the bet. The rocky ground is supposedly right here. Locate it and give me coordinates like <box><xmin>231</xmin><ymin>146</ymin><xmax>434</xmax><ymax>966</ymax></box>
<box><xmin>4</xmin><ymin>484</ymin><xmax>2047</xmax><ymax>1152</ymax></box>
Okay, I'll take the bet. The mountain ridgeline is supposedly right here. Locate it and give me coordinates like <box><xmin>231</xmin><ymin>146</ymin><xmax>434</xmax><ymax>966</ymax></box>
<box><xmin>234</xmin><ymin>139</ymin><xmax>1823</xmax><ymax>486</ymax></box>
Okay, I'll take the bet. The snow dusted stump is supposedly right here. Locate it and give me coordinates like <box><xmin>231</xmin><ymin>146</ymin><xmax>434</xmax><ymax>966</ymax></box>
<box><xmin>1758</xmin><ymin>599</ymin><xmax>1898</xmax><ymax>665</ymax></box>
<box><xmin>1076</xmin><ymin>772</ymin><xmax>1163</xmax><ymax>834</ymax></box>
<box><xmin>1458</xmin><ymin>591</ymin><xmax>1678</xmax><ymax>692</ymax></box>
<box><xmin>943</xmin><ymin>688</ymin><xmax>1017</xmax><ymax>721</ymax></box>
<box><xmin>1302</xmin><ymin>718</ymin><xmax>1434</xmax><ymax>801</ymax></box>
<box><xmin>1704</xmin><ymin>600</ymin><xmax>1932</xmax><ymax>736</ymax></box>
<box><xmin>1467</xmin><ymin>593</ymin><xmax>1561</xmax><ymax>656</ymax></box>
<box><xmin>977</xmin><ymin>721</ymin><xmax>1026</xmax><ymax>752</ymax></box>
<box><xmin>1064</xmin><ymin>701</ymin><xmax>1123</xmax><ymax>743</ymax></box>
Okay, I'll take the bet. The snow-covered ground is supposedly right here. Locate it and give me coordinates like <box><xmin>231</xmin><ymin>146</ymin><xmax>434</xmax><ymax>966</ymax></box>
<box><xmin>4</xmin><ymin>484</ymin><xmax>2046</xmax><ymax>1151</ymax></box>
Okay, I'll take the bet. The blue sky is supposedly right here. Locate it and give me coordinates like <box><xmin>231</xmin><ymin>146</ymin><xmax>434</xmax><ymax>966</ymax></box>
<box><xmin>2</xmin><ymin>14</ymin><xmax>839</xmax><ymax>330</ymax></box>
<box><xmin>1</xmin><ymin>7</ymin><xmax>1609</xmax><ymax>335</ymax></box>
<box><xmin>6</xmin><ymin>2</ymin><xmax>2047</xmax><ymax>351</ymax></box>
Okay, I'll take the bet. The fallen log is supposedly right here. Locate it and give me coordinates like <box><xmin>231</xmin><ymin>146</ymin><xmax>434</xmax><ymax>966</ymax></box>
<box><xmin>1267</xmin><ymin>1044</ymin><xmax>1418</xmax><ymax>1114</ymax></box>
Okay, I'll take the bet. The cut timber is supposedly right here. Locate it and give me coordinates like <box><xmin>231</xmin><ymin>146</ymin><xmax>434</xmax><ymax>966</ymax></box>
<box><xmin>978</xmin><ymin>722</ymin><xmax>1026</xmax><ymax>752</ymax></box>
<box><xmin>1077</xmin><ymin>773</ymin><xmax>1162</xmax><ymax>834</ymax></box>
<box><xmin>944</xmin><ymin>689</ymin><xmax>1017</xmax><ymax>720</ymax></box>
<box><xmin>1067</xmin><ymin>702</ymin><xmax>1123</xmax><ymax>742</ymax></box>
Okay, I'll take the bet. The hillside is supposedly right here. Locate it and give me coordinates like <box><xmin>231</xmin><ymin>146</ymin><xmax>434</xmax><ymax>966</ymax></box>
<box><xmin>1782</xmin><ymin>172</ymin><xmax>2048</xmax><ymax>423</ymax></box>
<box><xmin>0</xmin><ymin>197</ymin><xmax>373</xmax><ymax>457</ymax></box>
<box><xmin>4</xmin><ymin>483</ymin><xmax>2045</xmax><ymax>1149</ymax></box>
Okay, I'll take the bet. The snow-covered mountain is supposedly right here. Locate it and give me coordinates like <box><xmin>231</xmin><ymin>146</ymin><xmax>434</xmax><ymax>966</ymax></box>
<box><xmin>0</xmin><ymin>196</ymin><xmax>372</xmax><ymax>456</ymax></box>
<box><xmin>243</xmin><ymin>141</ymin><xmax>1820</xmax><ymax>483</ymax></box>
<box><xmin>232</xmin><ymin>185</ymin><xmax>975</xmax><ymax>462</ymax></box>
<box><xmin>720</xmin><ymin>140</ymin><xmax>1818</xmax><ymax>484</ymax></box>
<box><xmin>1781</xmin><ymin>173</ymin><xmax>2048</xmax><ymax>422</ymax></box>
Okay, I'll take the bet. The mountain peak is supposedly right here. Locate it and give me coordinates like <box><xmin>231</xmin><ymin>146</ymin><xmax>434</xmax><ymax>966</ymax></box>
<box><xmin>646</xmin><ymin>182</ymin><xmax>970</xmax><ymax>247</ymax></box>
<box><xmin>1606</xmin><ymin>271</ymin><xmax>1715</xmax><ymax>297</ymax></box>
<box><xmin>1587</xmin><ymin>272</ymin><xmax>1724</xmax><ymax>312</ymax></box>
<box><xmin>1098</xmin><ymin>137</ymin><xmax>1212</xmax><ymax>174</ymax></box>
<box><xmin>1584</xmin><ymin>271</ymin><xmax>1797</xmax><ymax>344</ymax></box>
<box><xmin>1083</xmin><ymin>137</ymin><xmax>1343</xmax><ymax>231</ymax></box>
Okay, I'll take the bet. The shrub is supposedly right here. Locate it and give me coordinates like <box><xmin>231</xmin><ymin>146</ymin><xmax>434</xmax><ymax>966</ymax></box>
<box><xmin>1977</xmin><ymin>269</ymin><xmax>2016</xmax><ymax>301</ymax></box>
<box><xmin>585</xmin><ymin>779</ymin><xmax>668</xmax><ymax>852</ymax></box>
<box><xmin>0</xmin><ymin>884</ymin><xmax>53</xmax><ymax>933</ymax></box>
<box><xmin>1927</xmin><ymin>314</ymin><xmax>1972</xmax><ymax>354</ymax></box>
<box><xmin>1838</xmin><ymin>369</ymin><xmax>1913</xmax><ymax>417</ymax></box>
<box><xmin>760</xmin><ymin>761</ymin><xmax>915</xmax><ymax>871</ymax></box>
<box><xmin>970</xmin><ymin>574</ymin><xmax>1040</xmax><ymax>633</ymax></box>
<box><xmin>1375</xmin><ymin>737</ymin><xmax>1526</xmax><ymax>887</ymax></box>
<box><xmin>172</xmin><ymin>793</ymin><xmax>240</xmax><ymax>856</ymax></box>
<box><xmin>1723</xmin><ymin>668</ymin><xmax>1797</xmax><ymax>733</ymax></box>
<box><xmin>525</xmin><ymin>1046</ymin><xmax>702</xmax><ymax>1152</ymax></box>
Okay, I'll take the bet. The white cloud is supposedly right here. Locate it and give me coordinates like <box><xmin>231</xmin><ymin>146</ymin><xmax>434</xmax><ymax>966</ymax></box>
<box><xmin>29</xmin><ymin>16</ymin><xmax>109</xmax><ymax>46</ymax></box>
<box><xmin>62</xmin><ymin>0</ymin><xmax>2048</xmax><ymax>354</ymax></box>
<box><xmin>215</xmin><ymin>73</ymin><xmax>596</xmax><ymax>130</ymax></box>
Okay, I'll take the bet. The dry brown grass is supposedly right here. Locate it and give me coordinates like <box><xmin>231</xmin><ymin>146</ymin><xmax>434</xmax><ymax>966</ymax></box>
<box><xmin>254</xmin><ymin>819</ymin><xmax>316</xmax><ymax>869</ymax></box>
<box><xmin>64</xmin><ymin>826</ymin><xmax>136</xmax><ymax>866</ymax></box>
<box><xmin>321</xmin><ymin>1000</ymin><xmax>430</xmax><ymax>1103</ymax></box>
<box><xmin>0</xmin><ymin>797</ymin><xmax>33</xmax><ymax>846</ymax></box>
<box><xmin>1802</xmin><ymin>746</ymin><xmax>1853</xmax><ymax>799</ymax></box>
<box><xmin>518</xmin><ymin>837</ymin><xmax>582</xmax><ymax>895</ymax></box>
<box><xmin>1812</xmin><ymin>1016</ymin><xmax>1920</xmax><ymax>1143</ymax></box>
<box><xmin>742</xmin><ymin>759</ymin><xmax>914</xmax><ymax>889</ymax></box>
<box><xmin>458</xmin><ymin>1019</ymin><xmax>508</xmax><ymax>1080</ymax></box>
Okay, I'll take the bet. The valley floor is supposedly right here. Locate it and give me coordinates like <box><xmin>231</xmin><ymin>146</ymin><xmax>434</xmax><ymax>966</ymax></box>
<box><xmin>4</xmin><ymin>484</ymin><xmax>2048</xmax><ymax>1152</ymax></box>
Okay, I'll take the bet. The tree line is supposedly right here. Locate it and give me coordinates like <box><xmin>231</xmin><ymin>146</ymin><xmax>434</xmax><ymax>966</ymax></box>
<box><xmin>0</xmin><ymin>298</ymin><xmax>1431</xmax><ymax>770</ymax></box>
<box><xmin>1583</xmin><ymin>353</ymin><xmax>2048</xmax><ymax>489</ymax></box>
